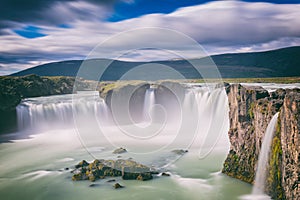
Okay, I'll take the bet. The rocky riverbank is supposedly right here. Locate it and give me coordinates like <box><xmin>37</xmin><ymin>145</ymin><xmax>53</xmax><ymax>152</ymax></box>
<box><xmin>222</xmin><ymin>84</ymin><xmax>299</xmax><ymax>200</ymax></box>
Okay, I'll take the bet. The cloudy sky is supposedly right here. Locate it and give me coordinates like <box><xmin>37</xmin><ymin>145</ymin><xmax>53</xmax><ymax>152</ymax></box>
<box><xmin>0</xmin><ymin>0</ymin><xmax>300</xmax><ymax>75</ymax></box>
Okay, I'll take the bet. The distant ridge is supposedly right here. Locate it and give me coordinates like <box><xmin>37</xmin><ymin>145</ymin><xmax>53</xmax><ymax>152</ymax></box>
<box><xmin>11</xmin><ymin>46</ymin><xmax>300</xmax><ymax>80</ymax></box>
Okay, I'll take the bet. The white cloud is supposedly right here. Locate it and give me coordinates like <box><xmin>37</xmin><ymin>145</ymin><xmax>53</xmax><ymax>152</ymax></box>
<box><xmin>0</xmin><ymin>1</ymin><xmax>300</xmax><ymax>74</ymax></box>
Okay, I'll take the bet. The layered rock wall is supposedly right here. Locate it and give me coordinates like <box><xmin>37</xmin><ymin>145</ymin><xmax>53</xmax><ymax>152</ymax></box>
<box><xmin>222</xmin><ymin>84</ymin><xmax>299</xmax><ymax>200</ymax></box>
<box><xmin>279</xmin><ymin>91</ymin><xmax>300</xmax><ymax>199</ymax></box>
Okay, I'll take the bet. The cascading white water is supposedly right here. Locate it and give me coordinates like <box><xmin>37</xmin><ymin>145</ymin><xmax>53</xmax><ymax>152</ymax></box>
<box><xmin>7</xmin><ymin>83</ymin><xmax>299</xmax><ymax>200</ymax></box>
<box><xmin>10</xmin><ymin>84</ymin><xmax>245</xmax><ymax>200</ymax></box>
<box><xmin>252</xmin><ymin>112</ymin><xmax>279</xmax><ymax>195</ymax></box>
<box><xmin>16</xmin><ymin>92</ymin><xmax>109</xmax><ymax>131</ymax></box>
<box><xmin>181</xmin><ymin>86</ymin><xmax>229</xmax><ymax>154</ymax></box>
<box><xmin>15</xmin><ymin>85</ymin><xmax>229</xmax><ymax>156</ymax></box>
<box><xmin>143</xmin><ymin>88</ymin><xmax>155</xmax><ymax>122</ymax></box>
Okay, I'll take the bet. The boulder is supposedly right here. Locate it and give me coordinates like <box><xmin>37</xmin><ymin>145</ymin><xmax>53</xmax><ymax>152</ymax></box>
<box><xmin>171</xmin><ymin>149</ymin><xmax>188</xmax><ymax>155</ymax></box>
<box><xmin>161</xmin><ymin>172</ymin><xmax>171</xmax><ymax>177</ymax></box>
<box><xmin>71</xmin><ymin>159</ymin><xmax>155</xmax><ymax>182</ymax></box>
<box><xmin>114</xmin><ymin>183</ymin><xmax>124</xmax><ymax>189</ymax></box>
<box><xmin>75</xmin><ymin>160</ymin><xmax>89</xmax><ymax>168</ymax></box>
<box><xmin>113</xmin><ymin>147</ymin><xmax>127</xmax><ymax>154</ymax></box>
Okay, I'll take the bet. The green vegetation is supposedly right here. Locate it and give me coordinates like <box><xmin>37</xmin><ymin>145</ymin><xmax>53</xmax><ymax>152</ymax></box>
<box><xmin>267</xmin><ymin>113</ymin><xmax>285</xmax><ymax>200</ymax></box>
<box><xmin>0</xmin><ymin>75</ymin><xmax>93</xmax><ymax>133</ymax></box>
<box><xmin>248</xmin><ymin>102</ymin><xmax>255</xmax><ymax>119</ymax></box>
<box><xmin>222</xmin><ymin>149</ymin><xmax>255</xmax><ymax>184</ymax></box>
<box><xmin>10</xmin><ymin>47</ymin><xmax>300</xmax><ymax>79</ymax></box>
<box><xmin>0</xmin><ymin>75</ymin><xmax>75</xmax><ymax>111</ymax></box>
<box><xmin>190</xmin><ymin>77</ymin><xmax>300</xmax><ymax>84</ymax></box>
<box><xmin>98</xmin><ymin>80</ymin><xmax>147</xmax><ymax>98</ymax></box>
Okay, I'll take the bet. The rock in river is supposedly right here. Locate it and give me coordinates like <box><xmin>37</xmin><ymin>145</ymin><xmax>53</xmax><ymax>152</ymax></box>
<box><xmin>171</xmin><ymin>149</ymin><xmax>188</xmax><ymax>155</ymax></box>
<box><xmin>113</xmin><ymin>147</ymin><xmax>127</xmax><ymax>154</ymax></box>
<box><xmin>114</xmin><ymin>183</ymin><xmax>124</xmax><ymax>189</ymax></box>
<box><xmin>71</xmin><ymin>159</ymin><xmax>155</xmax><ymax>182</ymax></box>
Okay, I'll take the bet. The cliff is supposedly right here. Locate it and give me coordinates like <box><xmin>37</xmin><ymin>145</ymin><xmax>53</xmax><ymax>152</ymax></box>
<box><xmin>0</xmin><ymin>75</ymin><xmax>93</xmax><ymax>133</ymax></box>
<box><xmin>98</xmin><ymin>80</ymin><xmax>185</xmax><ymax>124</ymax></box>
<box><xmin>222</xmin><ymin>84</ymin><xmax>299</xmax><ymax>199</ymax></box>
<box><xmin>98</xmin><ymin>81</ymin><xmax>150</xmax><ymax>124</ymax></box>
<box><xmin>279</xmin><ymin>91</ymin><xmax>300</xmax><ymax>199</ymax></box>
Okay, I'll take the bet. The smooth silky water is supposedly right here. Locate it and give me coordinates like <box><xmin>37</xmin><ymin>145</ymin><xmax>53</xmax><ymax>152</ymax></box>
<box><xmin>0</xmin><ymin>87</ymin><xmax>252</xmax><ymax>200</ymax></box>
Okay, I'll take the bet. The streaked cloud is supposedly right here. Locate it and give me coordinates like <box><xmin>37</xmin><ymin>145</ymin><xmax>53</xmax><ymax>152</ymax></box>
<box><xmin>0</xmin><ymin>0</ymin><xmax>300</xmax><ymax>74</ymax></box>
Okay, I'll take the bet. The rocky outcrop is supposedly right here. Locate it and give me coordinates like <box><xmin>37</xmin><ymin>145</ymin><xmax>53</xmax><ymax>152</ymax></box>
<box><xmin>113</xmin><ymin>183</ymin><xmax>124</xmax><ymax>189</ymax></box>
<box><xmin>113</xmin><ymin>147</ymin><xmax>127</xmax><ymax>154</ymax></box>
<box><xmin>72</xmin><ymin>159</ymin><xmax>155</xmax><ymax>182</ymax></box>
<box><xmin>0</xmin><ymin>75</ymin><xmax>93</xmax><ymax>133</ymax></box>
<box><xmin>99</xmin><ymin>81</ymin><xmax>150</xmax><ymax>124</ymax></box>
<box><xmin>171</xmin><ymin>149</ymin><xmax>188</xmax><ymax>155</ymax></box>
<box><xmin>0</xmin><ymin>75</ymin><xmax>72</xmax><ymax>112</ymax></box>
<box><xmin>98</xmin><ymin>81</ymin><xmax>186</xmax><ymax>124</ymax></box>
<box><xmin>222</xmin><ymin>84</ymin><xmax>299</xmax><ymax>199</ymax></box>
<box><xmin>279</xmin><ymin>91</ymin><xmax>300</xmax><ymax>199</ymax></box>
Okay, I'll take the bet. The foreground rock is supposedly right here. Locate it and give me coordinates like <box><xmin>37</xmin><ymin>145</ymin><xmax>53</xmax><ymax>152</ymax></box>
<box><xmin>161</xmin><ymin>172</ymin><xmax>171</xmax><ymax>177</ymax></box>
<box><xmin>72</xmin><ymin>159</ymin><xmax>155</xmax><ymax>182</ymax></box>
<box><xmin>171</xmin><ymin>149</ymin><xmax>188</xmax><ymax>155</ymax></box>
<box><xmin>113</xmin><ymin>147</ymin><xmax>127</xmax><ymax>154</ymax></box>
<box><xmin>222</xmin><ymin>84</ymin><xmax>300</xmax><ymax>200</ymax></box>
<box><xmin>114</xmin><ymin>183</ymin><xmax>124</xmax><ymax>189</ymax></box>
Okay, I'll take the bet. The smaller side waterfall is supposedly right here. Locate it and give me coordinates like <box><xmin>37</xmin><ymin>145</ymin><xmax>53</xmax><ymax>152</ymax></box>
<box><xmin>143</xmin><ymin>88</ymin><xmax>155</xmax><ymax>122</ymax></box>
<box><xmin>252</xmin><ymin>112</ymin><xmax>279</xmax><ymax>195</ymax></box>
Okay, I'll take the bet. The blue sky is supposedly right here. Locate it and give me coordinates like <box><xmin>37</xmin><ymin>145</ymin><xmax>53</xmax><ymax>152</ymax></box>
<box><xmin>108</xmin><ymin>0</ymin><xmax>300</xmax><ymax>22</ymax></box>
<box><xmin>0</xmin><ymin>0</ymin><xmax>300</xmax><ymax>75</ymax></box>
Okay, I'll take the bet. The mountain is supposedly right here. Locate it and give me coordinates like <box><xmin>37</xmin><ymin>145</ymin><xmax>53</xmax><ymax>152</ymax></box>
<box><xmin>11</xmin><ymin>46</ymin><xmax>300</xmax><ymax>80</ymax></box>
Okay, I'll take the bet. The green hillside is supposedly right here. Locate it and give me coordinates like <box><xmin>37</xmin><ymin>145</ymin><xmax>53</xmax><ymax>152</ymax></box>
<box><xmin>11</xmin><ymin>46</ymin><xmax>300</xmax><ymax>80</ymax></box>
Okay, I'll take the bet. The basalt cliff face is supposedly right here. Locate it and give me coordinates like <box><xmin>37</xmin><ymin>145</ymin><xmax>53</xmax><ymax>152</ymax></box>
<box><xmin>279</xmin><ymin>91</ymin><xmax>300</xmax><ymax>199</ymax></box>
<box><xmin>222</xmin><ymin>84</ymin><xmax>299</xmax><ymax>200</ymax></box>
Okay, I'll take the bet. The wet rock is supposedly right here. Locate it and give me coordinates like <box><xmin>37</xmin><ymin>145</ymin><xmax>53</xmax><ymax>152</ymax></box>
<box><xmin>172</xmin><ymin>149</ymin><xmax>188</xmax><ymax>155</ymax></box>
<box><xmin>161</xmin><ymin>172</ymin><xmax>171</xmax><ymax>177</ymax></box>
<box><xmin>114</xmin><ymin>183</ymin><xmax>124</xmax><ymax>189</ymax></box>
<box><xmin>75</xmin><ymin>160</ymin><xmax>89</xmax><ymax>168</ymax></box>
<box><xmin>215</xmin><ymin>82</ymin><xmax>230</xmax><ymax>89</ymax></box>
<box><xmin>113</xmin><ymin>147</ymin><xmax>127</xmax><ymax>154</ymax></box>
<box><xmin>150</xmin><ymin>168</ymin><xmax>160</xmax><ymax>175</ymax></box>
<box><xmin>135</xmin><ymin>173</ymin><xmax>153</xmax><ymax>181</ymax></box>
<box><xmin>72</xmin><ymin>172</ymin><xmax>88</xmax><ymax>181</ymax></box>
<box><xmin>89</xmin><ymin>183</ymin><xmax>99</xmax><ymax>187</ymax></box>
<box><xmin>71</xmin><ymin>159</ymin><xmax>154</xmax><ymax>182</ymax></box>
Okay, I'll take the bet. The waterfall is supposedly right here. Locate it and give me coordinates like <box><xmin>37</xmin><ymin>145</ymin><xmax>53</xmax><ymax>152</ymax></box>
<box><xmin>16</xmin><ymin>92</ymin><xmax>110</xmax><ymax>131</ymax></box>
<box><xmin>143</xmin><ymin>88</ymin><xmax>155</xmax><ymax>122</ymax></box>
<box><xmin>15</xmin><ymin>85</ymin><xmax>230</xmax><ymax>157</ymax></box>
<box><xmin>252</xmin><ymin>112</ymin><xmax>279</xmax><ymax>195</ymax></box>
<box><xmin>179</xmin><ymin>86</ymin><xmax>229</xmax><ymax>154</ymax></box>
